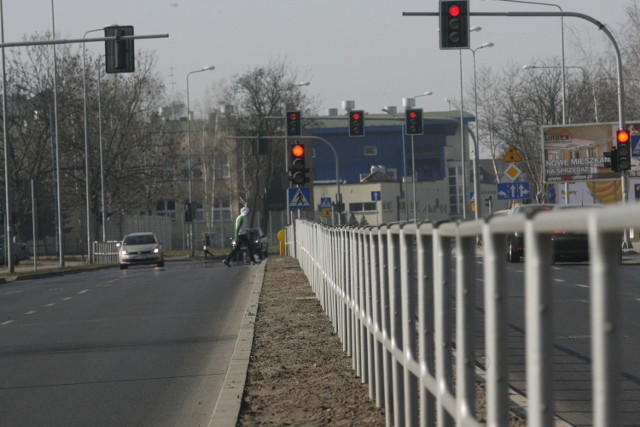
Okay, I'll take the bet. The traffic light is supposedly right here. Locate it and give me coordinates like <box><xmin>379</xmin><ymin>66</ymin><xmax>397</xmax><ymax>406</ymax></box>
<box><xmin>105</xmin><ymin>25</ymin><xmax>135</xmax><ymax>73</ymax></box>
<box><xmin>616</xmin><ymin>129</ymin><xmax>631</xmax><ymax>171</ymax></box>
<box><xmin>289</xmin><ymin>143</ymin><xmax>309</xmax><ymax>186</ymax></box>
<box><xmin>605</xmin><ymin>148</ymin><xmax>619</xmax><ymax>172</ymax></box>
<box><xmin>405</xmin><ymin>108</ymin><xmax>424</xmax><ymax>135</ymax></box>
<box><xmin>440</xmin><ymin>0</ymin><xmax>470</xmax><ymax>50</ymax></box>
<box><xmin>349</xmin><ymin>110</ymin><xmax>365</xmax><ymax>137</ymax></box>
<box><xmin>286</xmin><ymin>111</ymin><xmax>301</xmax><ymax>136</ymax></box>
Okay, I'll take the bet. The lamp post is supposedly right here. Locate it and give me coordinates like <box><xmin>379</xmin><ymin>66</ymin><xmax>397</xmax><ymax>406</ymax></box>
<box><xmin>186</xmin><ymin>65</ymin><xmax>215</xmax><ymax>259</ymax></box>
<box><xmin>470</xmin><ymin>42</ymin><xmax>494</xmax><ymax>220</ymax></box>
<box><xmin>97</xmin><ymin>58</ymin><xmax>106</xmax><ymax>242</ymax></box>
<box><xmin>0</xmin><ymin>0</ymin><xmax>14</xmax><ymax>273</ymax></box>
<box><xmin>382</xmin><ymin>106</ymin><xmax>409</xmax><ymax>220</ymax></box>
<box><xmin>403</xmin><ymin>91</ymin><xmax>433</xmax><ymax>222</ymax></box>
<box><xmin>82</xmin><ymin>27</ymin><xmax>106</xmax><ymax>263</ymax></box>
<box><xmin>458</xmin><ymin>26</ymin><xmax>482</xmax><ymax>220</ymax></box>
<box><xmin>494</xmin><ymin>0</ymin><xmax>566</xmax><ymax>124</ymax></box>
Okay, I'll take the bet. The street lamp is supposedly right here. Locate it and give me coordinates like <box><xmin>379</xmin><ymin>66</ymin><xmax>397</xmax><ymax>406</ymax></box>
<box><xmin>493</xmin><ymin>0</ymin><xmax>566</xmax><ymax>124</ymax></box>
<box><xmin>457</xmin><ymin>25</ymin><xmax>482</xmax><ymax>220</ymax></box>
<box><xmin>403</xmin><ymin>91</ymin><xmax>433</xmax><ymax>223</ymax></box>
<box><xmin>83</xmin><ymin>27</ymin><xmax>107</xmax><ymax>263</ymax></box>
<box><xmin>186</xmin><ymin>65</ymin><xmax>215</xmax><ymax>259</ymax></box>
<box><xmin>381</xmin><ymin>106</ymin><xmax>410</xmax><ymax>221</ymax></box>
<box><xmin>470</xmin><ymin>42</ymin><xmax>494</xmax><ymax>220</ymax></box>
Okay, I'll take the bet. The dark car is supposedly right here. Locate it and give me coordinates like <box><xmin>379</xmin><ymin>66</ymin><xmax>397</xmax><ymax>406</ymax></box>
<box><xmin>550</xmin><ymin>206</ymin><xmax>589</xmax><ymax>262</ymax></box>
<box><xmin>506</xmin><ymin>204</ymin><xmax>554</xmax><ymax>263</ymax></box>
<box><xmin>549</xmin><ymin>205</ymin><xmax>614</xmax><ymax>263</ymax></box>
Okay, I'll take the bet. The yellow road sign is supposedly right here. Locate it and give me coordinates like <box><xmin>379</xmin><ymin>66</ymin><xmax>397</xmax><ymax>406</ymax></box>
<box><xmin>503</xmin><ymin>145</ymin><xmax>523</xmax><ymax>163</ymax></box>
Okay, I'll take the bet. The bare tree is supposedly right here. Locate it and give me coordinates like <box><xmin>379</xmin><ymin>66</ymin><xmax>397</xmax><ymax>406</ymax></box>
<box><xmin>4</xmin><ymin>33</ymin><xmax>169</xmax><ymax>246</ymax></box>
<box><xmin>214</xmin><ymin>59</ymin><xmax>315</xmax><ymax>230</ymax></box>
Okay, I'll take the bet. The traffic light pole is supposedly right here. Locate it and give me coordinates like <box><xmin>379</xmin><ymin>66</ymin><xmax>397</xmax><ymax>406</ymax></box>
<box><xmin>286</xmin><ymin>135</ymin><xmax>343</xmax><ymax>226</ymax></box>
<box><xmin>404</xmin><ymin>9</ymin><xmax>631</xmax><ymax>247</ymax></box>
<box><xmin>227</xmin><ymin>135</ymin><xmax>343</xmax><ymax>226</ymax></box>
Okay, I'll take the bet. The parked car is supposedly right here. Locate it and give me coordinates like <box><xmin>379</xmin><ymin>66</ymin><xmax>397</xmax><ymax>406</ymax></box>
<box><xmin>117</xmin><ymin>232</ymin><xmax>164</xmax><ymax>269</ymax></box>
<box><xmin>506</xmin><ymin>204</ymin><xmax>554</xmax><ymax>263</ymax></box>
<box><xmin>0</xmin><ymin>235</ymin><xmax>29</xmax><ymax>264</ymax></box>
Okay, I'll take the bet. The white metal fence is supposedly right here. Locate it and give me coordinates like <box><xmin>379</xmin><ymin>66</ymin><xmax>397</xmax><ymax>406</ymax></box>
<box><xmin>287</xmin><ymin>203</ymin><xmax>639</xmax><ymax>427</ymax></box>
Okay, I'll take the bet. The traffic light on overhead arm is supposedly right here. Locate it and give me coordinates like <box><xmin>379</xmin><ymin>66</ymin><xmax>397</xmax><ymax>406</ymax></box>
<box><xmin>616</xmin><ymin>129</ymin><xmax>631</xmax><ymax>172</ymax></box>
<box><xmin>289</xmin><ymin>143</ymin><xmax>309</xmax><ymax>186</ymax></box>
<box><xmin>405</xmin><ymin>108</ymin><xmax>424</xmax><ymax>135</ymax></box>
<box><xmin>348</xmin><ymin>110</ymin><xmax>365</xmax><ymax>137</ymax></box>
<box><xmin>439</xmin><ymin>0</ymin><xmax>470</xmax><ymax>49</ymax></box>
<box><xmin>286</xmin><ymin>111</ymin><xmax>301</xmax><ymax>136</ymax></box>
<box><xmin>105</xmin><ymin>25</ymin><xmax>135</xmax><ymax>73</ymax></box>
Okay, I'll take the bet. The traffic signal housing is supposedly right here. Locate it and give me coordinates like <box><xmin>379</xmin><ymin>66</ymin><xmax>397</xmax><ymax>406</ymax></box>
<box><xmin>289</xmin><ymin>143</ymin><xmax>309</xmax><ymax>186</ymax></box>
<box><xmin>348</xmin><ymin>110</ymin><xmax>365</xmax><ymax>137</ymax></box>
<box><xmin>605</xmin><ymin>148</ymin><xmax>619</xmax><ymax>172</ymax></box>
<box><xmin>105</xmin><ymin>25</ymin><xmax>135</xmax><ymax>73</ymax></box>
<box><xmin>616</xmin><ymin>129</ymin><xmax>631</xmax><ymax>172</ymax></box>
<box><xmin>440</xmin><ymin>0</ymin><xmax>470</xmax><ymax>50</ymax></box>
<box><xmin>405</xmin><ymin>108</ymin><xmax>424</xmax><ymax>135</ymax></box>
<box><xmin>286</xmin><ymin>111</ymin><xmax>301</xmax><ymax>136</ymax></box>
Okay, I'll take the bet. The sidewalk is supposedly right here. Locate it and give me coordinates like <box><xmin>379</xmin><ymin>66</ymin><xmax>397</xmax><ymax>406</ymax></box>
<box><xmin>0</xmin><ymin>258</ymin><xmax>110</xmax><ymax>283</ymax></box>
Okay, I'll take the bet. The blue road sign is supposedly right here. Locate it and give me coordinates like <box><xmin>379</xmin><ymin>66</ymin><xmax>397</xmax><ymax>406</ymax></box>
<box><xmin>633</xmin><ymin>134</ymin><xmax>640</xmax><ymax>157</ymax></box>
<box><xmin>320</xmin><ymin>197</ymin><xmax>332</xmax><ymax>208</ymax></box>
<box><xmin>371</xmin><ymin>191</ymin><xmax>381</xmax><ymax>201</ymax></box>
<box><xmin>497</xmin><ymin>182</ymin><xmax>531</xmax><ymax>200</ymax></box>
<box><xmin>288</xmin><ymin>187</ymin><xmax>311</xmax><ymax>209</ymax></box>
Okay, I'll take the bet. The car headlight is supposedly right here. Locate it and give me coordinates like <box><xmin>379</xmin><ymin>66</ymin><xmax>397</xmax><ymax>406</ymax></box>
<box><xmin>153</xmin><ymin>247</ymin><xmax>160</xmax><ymax>254</ymax></box>
<box><xmin>120</xmin><ymin>249</ymin><xmax>128</xmax><ymax>255</ymax></box>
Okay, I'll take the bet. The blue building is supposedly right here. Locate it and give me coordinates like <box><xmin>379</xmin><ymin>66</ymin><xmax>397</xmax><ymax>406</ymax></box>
<box><xmin>300</xmin><ymin>110</ymin><xmax>490</xmax><ymax>223</ymax></box>
<box><xmin>306</xmin><ymin>111</ymin><xmax>474</xmax><ymax>184</ymax></box>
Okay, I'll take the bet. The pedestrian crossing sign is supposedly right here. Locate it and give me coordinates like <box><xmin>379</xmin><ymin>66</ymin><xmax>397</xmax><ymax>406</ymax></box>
<box><xmin>288</xmin><ymin>187</ymin><xmax>311</xmax><ymax>210</ymax></box>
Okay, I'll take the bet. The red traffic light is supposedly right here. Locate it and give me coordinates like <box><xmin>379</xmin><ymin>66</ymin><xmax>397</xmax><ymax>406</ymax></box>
<box><xmin>617</xmin><ymin>129</ymin><xmax>630</xmax><ymax>144</ymax></box>
<box><xmin>409</xmin><ymin>111</ymin><xmax>417</xmax><ymax>119</ymax></box>
<box><xmin>352</xmin><ymin>112</ymin><xmax>361</xmax><ymax>120</ymax></box>
<box><xmin>448</xmin><ymin>4</ymin><xmax>461</xmax><ymax>17</ymax></box>
<box><xmin>291</xmin><ymin>144</ymin><xmax>305</xmax><ymax>158</ymax></box>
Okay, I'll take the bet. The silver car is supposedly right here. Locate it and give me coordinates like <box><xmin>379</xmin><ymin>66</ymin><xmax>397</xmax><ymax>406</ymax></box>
<box><xmin>117</xmin><ymin>232</ymin><xmax>164</xmax><ymax>270</ymax></box>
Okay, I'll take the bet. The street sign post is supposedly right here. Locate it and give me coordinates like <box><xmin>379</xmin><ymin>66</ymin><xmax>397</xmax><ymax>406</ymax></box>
<box><xmin>497</xmin><ymin>182</ymin><xmax>531</xmax><ymax>200</ymax></box>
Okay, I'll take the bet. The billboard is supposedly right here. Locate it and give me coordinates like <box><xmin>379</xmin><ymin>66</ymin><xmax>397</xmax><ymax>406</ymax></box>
<box><xmin>542</xmin><ymin>122</ymin><xmax>640</xmax><ymax>183</ymax></box>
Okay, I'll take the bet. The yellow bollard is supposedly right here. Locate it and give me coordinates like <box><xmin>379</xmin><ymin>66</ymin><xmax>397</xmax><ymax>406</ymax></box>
<box><xmin>277</xmin><ymin>229</ymin><xmax>286</xmax><ymax>256</ymax></box>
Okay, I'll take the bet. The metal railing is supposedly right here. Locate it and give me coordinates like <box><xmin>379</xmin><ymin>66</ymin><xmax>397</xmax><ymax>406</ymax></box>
<box><xmin>287</xmin><ymin>203</ymin><xmax>639</xmax><ymax>427</ymax></box>
<box><xmin>93</xmin><ymin>240</ymin><xmax>119</xmax><ymax>264</ymax></box>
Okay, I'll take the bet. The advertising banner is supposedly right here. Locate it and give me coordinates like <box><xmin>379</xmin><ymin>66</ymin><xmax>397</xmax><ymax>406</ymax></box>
<box><xmin>542</xmin><ymin>122</ymin><xmax>640</xmax><ymax>182</ymax></box>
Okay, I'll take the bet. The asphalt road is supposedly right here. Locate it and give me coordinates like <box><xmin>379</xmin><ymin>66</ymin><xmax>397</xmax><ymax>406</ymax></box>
<box><xmin>473</xmin><ymin>259</ymin><xmax>640</xmax><ymax>426</ymax></box>
<box><xmin>0</xmin><ymin>260</ymin><xmax>256</xmax><ymax>426</ymax></box>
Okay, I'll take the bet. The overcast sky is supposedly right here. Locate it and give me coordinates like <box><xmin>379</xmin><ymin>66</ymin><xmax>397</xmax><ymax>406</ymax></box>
<box><xmin>2</xmin><ymin>0</ymin><xmax>628</xmax><ymax>117</ymax></box>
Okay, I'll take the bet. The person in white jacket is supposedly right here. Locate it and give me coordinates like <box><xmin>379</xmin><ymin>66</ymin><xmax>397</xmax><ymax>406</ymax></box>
<box><xmin>223</xmin><ymin>207</ymin><xmax>257</xmax><ymax>266</ymax></box>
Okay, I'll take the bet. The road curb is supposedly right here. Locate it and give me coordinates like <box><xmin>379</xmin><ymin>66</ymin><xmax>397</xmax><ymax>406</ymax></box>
<box><xmin>209</xmin><ymin>260</ymin><xmax>266</xmax><ymax>427</ymax></box>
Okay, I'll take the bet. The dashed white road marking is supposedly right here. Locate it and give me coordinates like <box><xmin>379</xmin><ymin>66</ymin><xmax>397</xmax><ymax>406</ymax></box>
<box><xmin>78</xmin><ymin>289</ymin><xmax>89</xmax><ymax>295</ymax></box>
<box><xmin>576</xmin><ymin>284</ymin><xmax>589</xmax><ymax>288</ymax></box>
<box><xmin>24</xmin><ymin>310</ymin><xmax>36</xmax><ymax>315</ymax></box>
<box><xmin>63</xmin><ymin>297</ymin><xmax>72</xmax><ymax>301</ymax></box>
<box><xmin>44</xmin><ymin>303</ymin><xmax>56</xmax><ymax>307</ymax></box>
<box><xmin>1</xmin><ymin>320</ymin><xmax>14</xmax><ymax>326</ymax></box>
